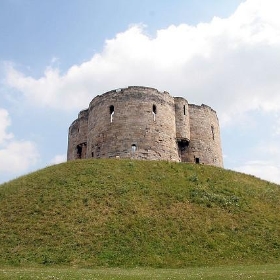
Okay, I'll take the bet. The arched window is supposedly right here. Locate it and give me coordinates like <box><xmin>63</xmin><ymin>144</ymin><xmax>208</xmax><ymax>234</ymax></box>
<box><xmin>76</xmin><ymin>142</ymin><xmax>87</xmax><ymax>159</ymax></box>
<box><xmin>152</xmin><ymin>104</ymin><xmax>157</xmax><ymax>121</ymax></box>
<box><xmin>109</xmin><ymin>105</ymin><xmax>114</xmax><ymax>123</ymax></box>
<box><xmin>153</xmin><ymin>104</ymin><xmax>157</xmax><ymax>114</ymax></box>
<box><xmin>131</xmin><ymin>144</ymin><xmax>136</xmax><ymax>153</ymax></box>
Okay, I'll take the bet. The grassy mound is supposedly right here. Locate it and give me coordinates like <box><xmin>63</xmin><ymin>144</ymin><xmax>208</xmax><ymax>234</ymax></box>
<box><xmin>0</xmin><ymin>159</ymin><xmax>279</xmax><ymax>267</ymax></box>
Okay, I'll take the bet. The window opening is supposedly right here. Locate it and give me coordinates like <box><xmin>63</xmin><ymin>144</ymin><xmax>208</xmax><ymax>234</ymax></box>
<box><xmin>109</xmin><ymin>105</ymin><xmax>114</xmax><ymax>123</ymax></box>
<box><xmin>183</xmin><ymin>105</ymin><xmax>186</xmax><ymax>115</ymax></box>
<box><xmin>211</xmin><ymin>125</ymin><xmax>215</xmax><ymax>140</ymax></box>
<box><xmin>195</xmin><ymin>157</ymin><xmax>200</xmax><ymax>164</ymax></box>
<box><xmin>131</xmin><ymin>144</ymin><xmax>136</xmax><ymax>153</ymax></box>
<box><xmin>177</xmin><ymin>140</ymin><xmax>189</xmax><ymax>161</ymax></box>
<box><xmin>76</xmin><ymin>142</ymin><xmax>87</xmax><ymax>159</ymax></box>
<box><xmin>77</xmin><ymin>145</ymin><xmax>82</xmax><ymax>159</ymax></box>
<box><xmin>152</xmin><ymin>104</ymin><xmax>157</xmax><ymax>121</ymax></box>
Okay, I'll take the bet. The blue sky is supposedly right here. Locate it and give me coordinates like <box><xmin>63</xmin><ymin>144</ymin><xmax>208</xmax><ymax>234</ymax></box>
<box><xmin>1</xmin><ymin>0</ymin><xmax>280</xmax><ymax>184</ymax></box>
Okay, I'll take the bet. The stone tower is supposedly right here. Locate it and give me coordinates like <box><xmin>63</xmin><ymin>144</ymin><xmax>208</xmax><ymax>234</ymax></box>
<box><xmin>67</xmin><ymin>86</ymin><xmax>223</xmax><ymax>167</ymax></box>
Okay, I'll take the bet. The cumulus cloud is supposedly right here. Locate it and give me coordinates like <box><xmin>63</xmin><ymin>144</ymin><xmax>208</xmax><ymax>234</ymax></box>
<box><xmin>0</xmin><ymin>109</ymin><xmax>13</xmax><ymax>144</ymax></box>
<box><xmin>0</xmin><ymin>141</ymin><xmax>39</xmax><ymax>173</ymax></box>
<box><xmin>50</xmin><ymin>154</ymin><xmax>66</xmax><ymax>165</ymax></box>
<box><xmin>234</xmin><ymin>160</ymin><xmax>280</xmax><ymax>184</ymax></box>
<box><xmin>233</xmin><ymin>138</ymin><xmax>280</xmax><ymax>184</ymax></box>
<box><xmin>4</xmin><ymin>0</ymin><xmax>280</xmax><ymax>125</ymax></box>
<box><xmin>0</xmin><ymin>108</ymin><xmax>39</xmax><ymax>178</ymax></box>
<box><xmin>273</xmin><ymin>114</ymin><xmax>280</xmax><ymax>135</ymax></box>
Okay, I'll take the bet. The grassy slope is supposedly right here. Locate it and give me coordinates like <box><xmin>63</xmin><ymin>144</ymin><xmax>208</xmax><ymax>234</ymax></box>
<box><xmin>0</xmin><ymin>159</ymin><xmax>279</xmax><ymax>268</ymax></box>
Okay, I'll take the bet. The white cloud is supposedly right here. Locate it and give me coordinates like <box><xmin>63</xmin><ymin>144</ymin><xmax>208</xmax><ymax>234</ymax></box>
<box><xmin>0</xmin><ymin>109</ymin><xmax>13</xmax><ymax>144</ymax></box>
<box><xmin>0</xmin><ymin>140</ymin><xmax>39</xmax><ymax>173</ymax></box>
<box><xmin>50</xmin><ymin>154</ymin><xmax>66</xmax><ymax>165</ymax></box>
<box><xmin>0</xmin><ymin>108</ymin><xmax>39</xmax><ymax>178</ymax></box>
<box><xmin>233</xmin><ymin>137</ymin><xmax>280</xmax><ymax>185</ymax></box>
<box><xmin>234</xmin><ymin>160</ymin><xmax>280</xmax><ymax>184</ymax></box>
<box><xmin>4</xmin><ymin>0</ymin><xmax>280</xmax><ymax>124</ymax></box>
<box><xmin>273</xmin><ymin>114</ymin><xmax>280</xmax><ymax>135</ymax></box>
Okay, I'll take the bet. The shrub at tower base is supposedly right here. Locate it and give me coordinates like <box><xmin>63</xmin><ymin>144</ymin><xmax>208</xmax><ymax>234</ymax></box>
<box><xmin>0</xmin><ymin>159</ymin><xmax>279</xmax><ymax>268</ymax></box>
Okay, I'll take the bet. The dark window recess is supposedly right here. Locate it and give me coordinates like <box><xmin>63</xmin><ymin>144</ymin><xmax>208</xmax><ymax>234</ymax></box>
<box><xmin>91</xmin><ymin>152</ymin><xmax>94</xmax><ymax>157</ymax></box>
<box><xmin>178</xmin><ymin>140</ymin><xmax>189</xmax><ymax>151</ymax></box>
<box><xmin>153</xmin><ymin>104</ymin><xmax>157</xmax><ymax>114</ymax></box>
<box><xmin>76</xmin><ymin>142</ymin><xmax>87</xmax><ymax>159</ymax></box>
<box><xmin>211</xmin><ymin>125</ymin><xmax>215</xmax><ymax>140</ymax></box>
<box><xmin>77</xmin><ymin>145</ymin><xmax>82</xmax><ymax>159</ymax></box>
<box><xmin>110</xmin><ymin>105</ymin><xmax>115</xmax><ymax>122</ymax></box>
<box><xmin>183</xmin><ymin>105</ymin><xmax>186</xmax><ymax>115</ymax></box>
<box><xmin>131</xmin><ymin>144</ymin><xmax>136</xmax><ymax>152</ymax></box>
<box><xmin>110</xmin><ymin>105</ymin><xmax>114</xmax><ymax>114</ymax></box>
<box><xmin>177</xmin><ymin>140</ymin><xmax>189</xmax><ymax>161</ymax></box>
<box><xmin>195</xmin><ymin>157</ymin><xmax>200</xmax><ymax>164</ymax></box>
<box><xmin>152</xmin><ymin>104</ymin><xmax>157</xmax><ymax>121</ymax></box>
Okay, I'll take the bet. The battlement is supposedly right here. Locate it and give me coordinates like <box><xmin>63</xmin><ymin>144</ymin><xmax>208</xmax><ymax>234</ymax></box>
<box><xmin>67</xmin><ymin>86</ymin><xmax>223</xmax><ymax>167</ymax></box>
<box><xmin>78</xmin><ymin>109</ymin><xmax>89</xmax><ymax>119</ymax></box>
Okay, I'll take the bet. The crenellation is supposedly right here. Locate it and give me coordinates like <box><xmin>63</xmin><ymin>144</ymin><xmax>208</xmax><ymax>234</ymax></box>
<box><xmin>67</xmin><ymin>86</ymin><xmax>223</xmax><ymax>167</ymax></box>
<box><xmin>78</xmin><ymin>109</ymin><xmax>89</xmax><ymax>119</ymax></box>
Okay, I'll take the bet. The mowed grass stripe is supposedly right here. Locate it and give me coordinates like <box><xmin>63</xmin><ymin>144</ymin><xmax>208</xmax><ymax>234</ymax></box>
<box><xmin>1</xmin><ymin>264</ymin><xmax>280</xmax><ymax>280</ymax></box>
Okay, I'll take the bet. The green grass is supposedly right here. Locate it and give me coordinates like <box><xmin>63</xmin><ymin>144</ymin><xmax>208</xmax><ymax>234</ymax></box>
<box><xmin>1</xmin><ymin>264</ymin><xmax>280</xmax><ymax>279</ymax></box>
<box><xmin>0</xmin><ymin>159</ymin><xmax>279</xmax><ymax>268</ymax></box>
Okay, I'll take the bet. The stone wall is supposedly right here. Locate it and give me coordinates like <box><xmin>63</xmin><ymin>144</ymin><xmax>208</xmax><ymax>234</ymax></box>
<box><xmin>67</xmin><ymin>109</ymin><xmax>88</xmax><ymax>160</ymax></box>
<box><xmin>87</xmin><ymin>86</ymin><xmax>180</xmax><ymax>161</ymax></box>
<box><xmin>174</xmin><ymin>97</ymin><xmax>190</xmax><ymax>141</ymax></box>
<box><xmin>182</xmin><ymin>104</ymin><xmax>223</xmax><ymax>167</ymax></box>
<box><xmin>67</xmin><ymin>86</ymin><xmax>223</xmax><ymax>168</ymax></box>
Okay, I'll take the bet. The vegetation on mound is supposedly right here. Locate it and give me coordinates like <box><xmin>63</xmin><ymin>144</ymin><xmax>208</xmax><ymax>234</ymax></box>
<box><xmin>0</xmin><ymin>159</ymin><xmax>279</xmax><ymax>268</ymax></box>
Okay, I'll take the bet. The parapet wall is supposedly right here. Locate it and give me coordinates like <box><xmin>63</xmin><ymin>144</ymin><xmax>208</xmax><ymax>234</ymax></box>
<box><xmin>67</xmin><ymin>86</ymin><xmax>223</xmax><ymax>167</ymax></box>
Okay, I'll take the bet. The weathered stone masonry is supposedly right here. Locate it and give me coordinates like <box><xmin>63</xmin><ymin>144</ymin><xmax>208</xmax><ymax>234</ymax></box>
<box><xmin>67</xmin><ymin>86</ymin><xmax>223</xmax><ymax>167</ymax></box>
